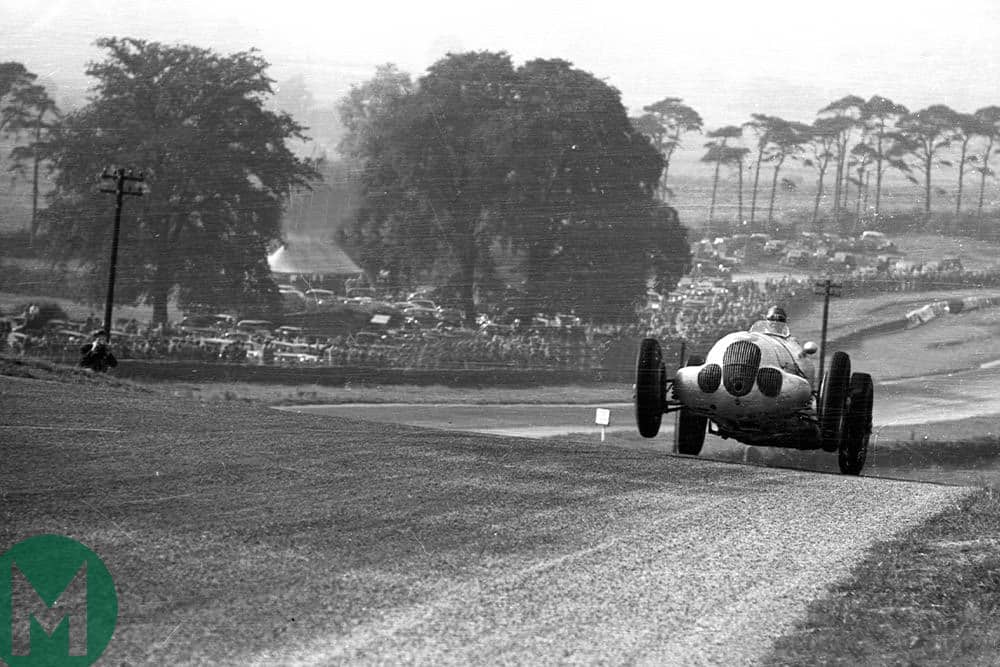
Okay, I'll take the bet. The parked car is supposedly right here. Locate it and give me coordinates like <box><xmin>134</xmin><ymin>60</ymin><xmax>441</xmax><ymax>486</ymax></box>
<box><xmin>435</xmin><ymin>306</ymin><xmax>466</xmax><ymax>326</ymax></box>
<box><xmin>782</xmin><ymin>249</ymin><xmax>811</xmax><ymax>266</ymax></box>
<box><xmin>763</xmin><ymin>240</ymin><xmax>787</xmax><ymax>255</ymax></box>
<box><xmin>829</xmin><ymin>252</ymin><xmax>857</xmax><ymax>270</ymax></box>
<box><xmin>346</xmin><ymin>287</ymin><xmax>377</xmax><ymax>301</ymax></box>
<box><xmin>178</xmin><ymin>314</ymin><xmax>229</xmax><ymax>334</ymax></box>
<box><xmin>274</xmin><ymin>325</ymin><xmax>305</xmax><ymax>339</ymax></box>
<box><xmin>304</xmin><ymin>289</ymin><xmax>343</xmax><ymax>307</ymax></box>
<box><xmin>279</xmin><ymin>288</ymin><xmax>308</xmax><ymax>312</ymax></box>
<box><xmin>235</xmin><ymin>319</ymin><xmax>274</xmax><ymax>336</ymax></box>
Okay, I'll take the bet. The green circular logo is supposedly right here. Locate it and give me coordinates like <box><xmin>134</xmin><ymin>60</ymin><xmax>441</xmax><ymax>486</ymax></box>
<box><xmin>0</xmin><ymin>535</ymin><xmax>118</xmax><ymax>666</ymax></box>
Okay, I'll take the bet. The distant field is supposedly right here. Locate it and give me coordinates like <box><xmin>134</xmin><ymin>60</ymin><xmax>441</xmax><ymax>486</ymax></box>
<box><xmin>890</xmin><ymin>233</ymin><xmax>1000</xmax><ymax>270</ymax></box>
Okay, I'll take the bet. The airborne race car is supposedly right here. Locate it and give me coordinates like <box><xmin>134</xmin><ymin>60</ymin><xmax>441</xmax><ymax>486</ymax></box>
<box><xmin>634</xmin><ymin>319</ymin><xmax>873</xmax><ymax>475</ymax></box>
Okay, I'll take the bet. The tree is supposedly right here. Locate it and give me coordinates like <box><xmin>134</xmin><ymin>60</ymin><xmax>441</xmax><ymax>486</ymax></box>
<box><xmin>973</xmin><ymin>106</ymin><xmax>1000</xmax><ymax>234</ymax></box>
<box><xmin>721</xmin><ymin>145</ymin><xmax>750</xmax><ymax>223</ymax></box>
<box><xmin>506</xmin><ymin>58</ymin><xmax>673</xmax><ymax>321</ymax></box>
<box><xmin>763</xmin><ymin>120</ymin><xmax>807</xmax><ymax>227</ymax></box>
<box><xmin>43</xmin><ymin>38</ymin><xmax>318</xmax><ymax>324</ymax></box>
<box><xmin>743</xmin><ymin>114</ymin><xmax>783</xmax><ymax>229</ymax></box>
<box><xmin>847</xmin><ymin>142</ymin><xmax>875</xmax><ymax>232</ymax></box>
<box><xmin>340</xmin><ymin>56</ymin><xmax>687</xmax><ymax>323</ymax></box>
<box><xmin>818</xmin><ymin>95</ymin><xmax>865</xmax><ymax>216</ymax></box>
<box><xmin>859</xmin><ymin>95</ymin><xmax>908</xmax><ymax>216</ymax></box>
<box><xmin>894</xmin><ymin>105</ymin><xmax>959</xmax><ymax>222</ymax></box>
<box><xmin>336</xmin><ymin>64</ymin><xmax>423</xmax><ymax>285</ymax></box>
<box><xmin>7</xmin><ymin>82</ymin><xmax>59</xmax><ymax>247</ymax></box>
<box><xmin>634</xmin><ymin>97</ymin><xmax>702</xmax><ymax>199</ymax></box>
<box><xmin>700</xmin><ymin>126</ymin><xmax>742</xmax><ymax>229</ymax></box>
<box><xmin>351</xmin><ymin>52</ymin><xmax>518</xmax><ymax>322</ymax></box>
<box><xmin>0</xmin><ymin>62</ymin><xmax>41</xmax><ymax>135</ymax></box>
<box><xmin>803</xmin><ymin>117</ymin><xmax>839</xmax><ymax>225</ymax></box>
<box><xmin>952</xmin><ymin>111</ymin><xmax>979</xmax><ymax>215</ymax></box>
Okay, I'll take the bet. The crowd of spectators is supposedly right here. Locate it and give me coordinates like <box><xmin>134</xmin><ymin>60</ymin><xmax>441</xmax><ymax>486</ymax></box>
<box><xmin>636</xmin><ymin>277</ymin><xmax>813</xmax><ymax>355</ymax></box>
<box><xmin>5</xmin><ymin>257</ymin><xmax>1000</xmax><ymax>372</ymax></box>
<box><xmin>1</xmin><ymin>311</ymin><xmax>603</xmax><ymax>371</ymax></box>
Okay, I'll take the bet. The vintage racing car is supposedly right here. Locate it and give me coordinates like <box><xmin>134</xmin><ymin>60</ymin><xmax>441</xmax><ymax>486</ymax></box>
<box><xmin>634</xmin><ymin>314</ymin><xmax>873</xmax><ymax>475</ymax></box>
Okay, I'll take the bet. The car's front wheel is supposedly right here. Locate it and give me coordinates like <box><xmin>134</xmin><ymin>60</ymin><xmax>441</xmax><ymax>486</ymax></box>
<box><xmin>839</xmin><ymin>372</ymin><xmax>873</xmax><ymax>475</ymax></box>
<box><xmin>676</xmin><ymin>355</ymin><xmax>707</xmax><ymax>455</ymax></box>
<box><xmin>635</xmin><ymin>338</ymin><xmax>665</xmax><ymax>438</ymax></box>
<box><xmin>819</xmin><ymin>351</ymin><xmax>851</xmax><ymax>452</ymax></box>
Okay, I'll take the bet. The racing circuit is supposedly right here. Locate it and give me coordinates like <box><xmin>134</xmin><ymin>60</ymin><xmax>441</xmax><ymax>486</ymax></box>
<box><xmin>5</xmin><ymin>300</ymin><xmax>998</xmax><ymax>662</ymax></box>
<box><xmin>7</xmin><ymin>276</ymin><xmax>1000</xmax><ymax>662</ymax></box>
<box><xmin>0</xmin><ymin>374</ymin><xmax>972</xmax><ymax>665</ymax></box>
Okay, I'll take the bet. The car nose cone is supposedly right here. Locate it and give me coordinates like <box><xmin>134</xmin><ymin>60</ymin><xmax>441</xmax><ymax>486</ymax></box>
<box><xmin>722</xmin><ymin>340</ymin><xmax>760</xmax><ymax>397</ymax></box>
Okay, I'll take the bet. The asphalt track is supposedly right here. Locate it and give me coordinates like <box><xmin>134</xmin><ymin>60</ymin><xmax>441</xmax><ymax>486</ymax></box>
<box><xmin>252</xmin><ymin>473</ymin><xmax>965</xmax><ymax>666</ymax></box>
<box><xmin>0</xmin><ymin>376</ymin><xmax>972</xmax><ymax>665</ymax></box>
<box><xmin>282</xmin><ymin>365</ymin><xmax>1000</xmax><ymax>440</ymax></box>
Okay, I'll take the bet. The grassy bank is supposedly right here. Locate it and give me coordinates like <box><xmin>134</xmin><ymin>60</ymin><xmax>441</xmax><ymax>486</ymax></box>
<box><xmin>765</xmin><ymin>488</ymin><xmax>1000</xmax><ymax>666</ymax></box>
<box><xmin>151</xmin><ymin>379</ymin><xmax>631</xmax><ymax>405</ymax></box>
<box><xmin>558</xmin><ymin>425</ymin><xmax>1000</xmax><ymax>489</ymax></box>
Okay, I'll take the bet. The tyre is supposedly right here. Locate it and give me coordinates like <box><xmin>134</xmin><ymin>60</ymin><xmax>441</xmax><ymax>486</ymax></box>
<box><xmin>819</xmin><ymin>351</ymin><xmax>851</xmax><ymax>452</ymax></box>
<box><xmin>839</xmin><ymin>372</ymin><xmax>873</xmax><ymax>475</ymax></box>
<box><xmin>676</xmin><ymin>354</ymin><xmax>707</xmax><ymax>455</ymax></box>
<box><xmin>635</xmin><ymin>338</ymin><xmax>665</xmax><ymax>438</ymax></box>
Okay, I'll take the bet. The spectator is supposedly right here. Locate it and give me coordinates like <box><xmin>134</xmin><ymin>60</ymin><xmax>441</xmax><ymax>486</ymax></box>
<box><xmin>79</xmin><ymin>330</ymin><xmax>118</xmax><ymax>373</ymax></box>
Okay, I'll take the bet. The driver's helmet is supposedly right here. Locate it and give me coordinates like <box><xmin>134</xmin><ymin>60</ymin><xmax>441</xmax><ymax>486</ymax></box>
<box><xmin>765</xmin><ymin>306</ymin><xmax>787</xmax><ymax>323</ymax></box>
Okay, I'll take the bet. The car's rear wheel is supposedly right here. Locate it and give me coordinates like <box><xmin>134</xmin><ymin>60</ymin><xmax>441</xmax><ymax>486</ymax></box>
<box><xmin>839</xmin><ymin>372</ymin><xmax>873</xmax><ymax>475</ymax></box>
<box><xmin>677</xmin><ymin>355</ymin><xmax>707</xmax><ymax>455</ymax></box>
<box><xmin>819</xmin><ymin>351</ymin><xmax>851</xmax><ymax>452</ymax></box>
<box><xmin>635</xmin><ymin>338</ymin><xmax>665</xmax><ymax>438</ymax></box>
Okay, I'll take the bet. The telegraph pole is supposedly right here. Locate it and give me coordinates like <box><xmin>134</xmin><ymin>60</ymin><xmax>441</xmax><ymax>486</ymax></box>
<box><xmin>814</xmin><ymin>278</ymin><xmax>842</xmax><ymax>382</ymax></box>
<box><xmin>99</xmin><ymin>168</ymin><xmax>145</xmax><ymax>336</ymax></box>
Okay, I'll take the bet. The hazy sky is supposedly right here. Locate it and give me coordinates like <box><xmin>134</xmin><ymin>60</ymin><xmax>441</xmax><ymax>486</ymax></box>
<box><xmin>6</xmin><ymin>0</ymin><xmax>1000</xmax><ymax>127</ymax></box>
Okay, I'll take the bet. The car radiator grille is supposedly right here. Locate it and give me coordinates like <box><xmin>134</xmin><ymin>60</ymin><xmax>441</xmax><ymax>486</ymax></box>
<box><xmin>756</xmin><ymin>367</ymin><xmax>783</xmax><ymax>397</ymax></box>
<box><xmin>697</xmin><ymin>364</ymin><xmax>722</xmax><ymax>392</ymax></box>
<box><xmin>722</xmin><ymin>340</ymin><xmax>761</xmax><ymax>397</ymax></box>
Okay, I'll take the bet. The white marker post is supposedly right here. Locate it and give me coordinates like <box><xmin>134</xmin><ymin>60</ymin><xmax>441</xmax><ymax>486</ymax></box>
<box><xmin>594</xmin><ymin>408</ymin><xmax>610</xmax><ymax>443</ymax></box>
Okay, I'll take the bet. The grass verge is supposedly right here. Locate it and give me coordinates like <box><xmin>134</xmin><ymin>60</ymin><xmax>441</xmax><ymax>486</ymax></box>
<box><xmin>0</xmin><ymin>354</ymin><xmax>152</xmax><ymax>392</ymax></box>
<box><xmin>149</xmin><ymin>379</ymin><xmax>631</xmax><ymax>405</ymax></box>
<box><xmin>1</xmin><ymin>355</ymin><xmax>628</xmax><ymax>405</ymax></box>
<box><xmin>551</xmin><ymin>428</ymin><xmax>1000</xmax><ymax>488</ymax></box>
<box><xmin>764</xmin><ymin>488</ymin><xmax>1000</xmax><ymax>666</ymax></box>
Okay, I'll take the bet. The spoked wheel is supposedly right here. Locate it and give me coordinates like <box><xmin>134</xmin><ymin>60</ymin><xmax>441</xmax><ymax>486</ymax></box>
<box><xmin>839</xmin><ymin>372</ymin><xmax>873</xmax><ymax>475</ymax></box>
<box><xmin>676</xmin><ymin>355</ymin><xmax>707</xmax><ymax>455</ymax></box>
<box><xmin>635</xmin><ymin>338</ymin><xmax>666</xmax><ymax>438</ymax></box>
<box><xmin>819</xmin><ymin>351</ymin><xmax>851</xmax><ymax>452</ymax></box>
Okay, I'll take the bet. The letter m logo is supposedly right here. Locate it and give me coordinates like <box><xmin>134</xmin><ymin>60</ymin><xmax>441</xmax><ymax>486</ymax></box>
<box><xmin>10</xmin><ymin>560</ymin><xmax>88</xmax><ymax>656</ymax></box>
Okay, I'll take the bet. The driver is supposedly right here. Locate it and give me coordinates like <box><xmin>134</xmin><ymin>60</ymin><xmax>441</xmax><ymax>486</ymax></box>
<box><xmin>765</xmin><ymin>305</ymin><xmax>787</xmax><ymax>324</ymax></box>
<box><xmin>757</xmin><ymin>305</ymin><xmax>791</xmax><ymax>337</ymax></box>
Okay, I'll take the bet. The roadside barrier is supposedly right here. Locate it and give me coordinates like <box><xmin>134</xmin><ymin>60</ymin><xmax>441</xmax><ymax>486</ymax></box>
<box><xmin>906</xmin><ymin>294</ymin><xmax>1000</xmax><ymax>329</ymax></box>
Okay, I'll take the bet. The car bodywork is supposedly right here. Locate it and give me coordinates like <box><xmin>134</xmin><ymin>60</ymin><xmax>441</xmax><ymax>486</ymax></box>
<box><xmin>672</xmin><ymin>321</ymin><xmax>819</xmax><ymax>448</ymax></box>
<box><xmin>635</xmin><ymin>319</ymin><xmax>873</xmax><ymax>475</ymax></box>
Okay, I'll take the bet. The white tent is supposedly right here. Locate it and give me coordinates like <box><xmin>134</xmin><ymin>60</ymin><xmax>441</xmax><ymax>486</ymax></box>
<box><xmin>267</xmin><ymin>235</ymin><xmax>360</xmax><ymax>276</ymax></box>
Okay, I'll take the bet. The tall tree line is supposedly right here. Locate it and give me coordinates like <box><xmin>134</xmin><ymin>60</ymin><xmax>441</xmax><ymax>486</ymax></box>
<box><xmin>631</xmin><ymin>93</ymin><xmax>1000</xmax><ymax>236</ymax></box>
<box><xmin>8</xmin><ymin>44</ymin><xmax>1000</xmax><ymax>324</ymax></box>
